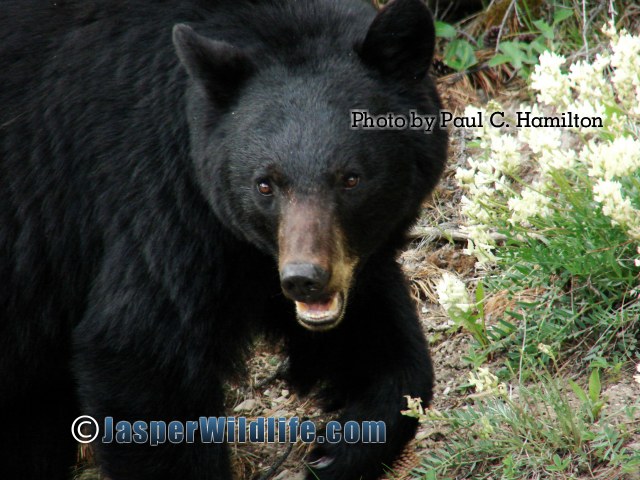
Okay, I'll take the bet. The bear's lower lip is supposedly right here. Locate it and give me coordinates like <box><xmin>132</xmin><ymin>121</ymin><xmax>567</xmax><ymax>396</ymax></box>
<box><xmin>295</xmin><ymin>292</ymin><xmax>345</xmax><ymax>331</ymax></box>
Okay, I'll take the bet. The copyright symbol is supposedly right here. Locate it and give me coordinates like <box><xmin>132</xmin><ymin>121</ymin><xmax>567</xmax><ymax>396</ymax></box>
<box><xmin>71</xmin><ymin>415</ymin><xmax>99</xmax><ymax>443</ymax></box>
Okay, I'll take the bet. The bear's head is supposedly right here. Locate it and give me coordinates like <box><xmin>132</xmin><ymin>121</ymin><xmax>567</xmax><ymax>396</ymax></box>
<box><xmin>173</xmin><ymin>0</ymin><xmax>447</xmax><ymax>331</ymax></box>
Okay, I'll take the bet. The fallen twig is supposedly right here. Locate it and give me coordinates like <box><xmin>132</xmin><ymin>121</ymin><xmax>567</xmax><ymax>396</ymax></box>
<box><xmin>410</xmin><ymin>226</ymin><xmax>508</xmax><ymax>243</ymax></box>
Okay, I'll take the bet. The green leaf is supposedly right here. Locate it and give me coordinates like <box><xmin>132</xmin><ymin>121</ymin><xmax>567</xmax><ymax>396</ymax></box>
<box><xmin>506</xmin><ymin>310</ymin><xmax>524</xmax><ymax>321</ymax></box>
<box><xmin>589</xmin><ymin>368</ymin><xmax>602</xmax><ymax>404</ymax></box>
<box><xmin>568</xmin><ymin>379</ymin><xmax>589</xmax><ymax>403</ymax></box>
<box><xmin>533</xmin><ymin>19</ymin><xmax>554</xmax><ymax>40</ymax></box>
<box><xmin>435</xmin><ymin>21</ymin><xmax>457</xmax><ymax>39</ymax></box>
<box><xmin>498</xmin><ymin>41</ymin><xmax>528</xmax><ymax>69</ymax></box>
<box><xmin>553</xmin><ymin>8</ymin><xmax>574</xmax><ymax>24</ymax></box>
<box><xmin>549</xmin><ymin>454</ymin><xmax>569</xmax><ymax>470</ymax></box>
<box><xmin>443</xmin><ymin>39</ymin><xmax>477</xmax><ymax>71</ymax></box>
<box><xmin>475</xmin><ymin>281</ymin><xmax>485</xmax><ymax>324</ymax></box>
<box><xmin>530</xmin><ymin>38</ymin><xmax>549</xmax><ymax>54</ymax></box>
<box><xmin>424</xmin><ymin>471</ymin><xmax>437</xmax><ymax>480</ymax></box>
<box><xmin>592</xmin><ymin>401</ymin><xmax>605</xmax><ymax>421</ymax></box>
<box><xmin>487</xmin><ymin>54</ymin><xmax>512</xmax><ymax>67</ymax></box>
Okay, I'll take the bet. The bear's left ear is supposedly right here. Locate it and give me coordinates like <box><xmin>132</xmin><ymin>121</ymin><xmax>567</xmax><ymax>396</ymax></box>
<box><xmin>173</xmin><ymin>24</ymin><xmax>256</xmax><ymax>107</ymax></box>
<box><xmin>358</xmin><ymin>0</ymin><xmax>435</xmax><ymax>81</ymax></box>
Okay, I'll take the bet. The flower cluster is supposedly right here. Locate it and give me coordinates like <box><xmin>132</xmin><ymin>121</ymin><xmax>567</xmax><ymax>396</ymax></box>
<box><xmin>401</xmin><ymin>395</ymin><xmax>426</xmax><ymax>419</ymax></box>
<box><xmin>530</xmin><ymin>23</ymin><xmax>640</xmax><ymax>126</ymax></box>
<box><xmin>609</xmin><ymin>27</ymin><xmax>640</xmax><ymax>116</ymax></box>
<box><xmin>435</xmin><ymin>272</ymin><xmax>472</xmax><ymax>315</ymax></box>
<box><xmin>592</xmin><ymin>180</ymin><xmax>640</xmax><ymax>239</ymax></box>
<box><xmin>530</xmin><ymin>51</ymin><xmax>573</xmax><ymax>108</ymax></box>
<box><xmin>584</xmin><ymin>136</ymin><xmax>640</xmax><ymax>181</ymax></box>
<box><xmin>537</xmin><ymin>343</ymin><xmax>554</xmax><ymax>357</ymax></box>
<box><xmin>455</xmin><ymin>25</ymin><xmax>640</xmax><ymax>267</ymax></box>
<box><xmin>468</xmin><ymin>367</ymin><xmax>507</xmax><ymax>396</ymax></box>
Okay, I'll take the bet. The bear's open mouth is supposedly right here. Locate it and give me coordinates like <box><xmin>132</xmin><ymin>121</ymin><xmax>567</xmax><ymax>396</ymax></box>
<box><xmin>295</xmin><ymin>291</ymin><xmax>345</xmax><ymax>331</ymax></box>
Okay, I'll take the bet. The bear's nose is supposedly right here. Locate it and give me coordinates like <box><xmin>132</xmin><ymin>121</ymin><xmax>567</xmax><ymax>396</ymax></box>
<box><xmin>280</xmin><ymin>263</ymin><xmax>330</xmax><ymax>301</ymax></box>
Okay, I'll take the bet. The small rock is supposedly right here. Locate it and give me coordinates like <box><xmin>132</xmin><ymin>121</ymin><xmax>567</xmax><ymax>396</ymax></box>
<box><xmin>233</xmin><ymin>398</ymin><xmax>258</xmax><ymax>412</ymax></box>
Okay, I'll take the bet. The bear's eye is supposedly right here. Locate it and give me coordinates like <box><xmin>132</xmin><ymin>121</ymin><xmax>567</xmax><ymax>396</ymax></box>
<box><xmin>256</xmin><ymin>179</ymin><xmax>273</xmax><ymax>196</ymax></box>
<box><xmin>343</xmin><ymin>174</ymin><xmax>360</xmax><ymax>190</ymax></box>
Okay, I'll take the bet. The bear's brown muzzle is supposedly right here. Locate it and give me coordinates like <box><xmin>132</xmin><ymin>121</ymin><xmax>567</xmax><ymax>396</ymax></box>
<box><xmin>277</xmin><ymin>198</ymin><xmax>356</xmax><ymax>330</ymax></box>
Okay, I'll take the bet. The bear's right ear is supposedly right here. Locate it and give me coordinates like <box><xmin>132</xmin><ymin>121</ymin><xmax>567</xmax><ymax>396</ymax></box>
<box><xmin>173</xmin><ymin>24</ymin><xmax>255</xmax><ymax>107</ymax></box>
<box><xmin>358</xmin><ymin>0</ymin><xmax>435</xmax><ymax>82</ymax></box>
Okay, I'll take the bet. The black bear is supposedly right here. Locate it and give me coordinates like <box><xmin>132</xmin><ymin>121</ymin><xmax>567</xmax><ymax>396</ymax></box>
<box><xmin>0</xmin><ymin>0</ymin><xmax>447</xmax><ymax>478</ymax></box>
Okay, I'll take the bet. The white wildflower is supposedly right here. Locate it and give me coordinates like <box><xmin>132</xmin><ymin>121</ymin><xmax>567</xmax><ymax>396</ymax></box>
<box><xmin>568</xmin><ymin>59</ymin><xmax>613</xmax><ymax>107</ymax></box>
<box><xmin>537</xmin><ymin>343</ymin><xmax>558</xmax><ymax>362</ymax></box>
<box><xmin>522</xmin><ymin>123</ymin><xmax>562</xmax><ymax>155</ymax></box>
<box><xmin>607</xmin><ymin>112</ymin><xmax>631</xmax><ymax>135</ymax></box>
<box><xmin>610</xmin><ymin>31</ymin><xmax>640</xmax><ymax>114</ymax></box>
<box><xmin>466</xmin><ymin>156</ymin><xmax>496</xmax><ymax>179</ymax></box>
<box><xmin>628</xmin><ymin>226</ymin><xmax>640</xmax><ymax>241</ymax></box>
<box><xmin>530</xmin><ymin>51</ymin><xmax>571</xmax><ymax>107</ymax></box>
<box><xmin>478</xmin><ymin>416</ymin><xmax>495</xmax><ymax>438</ymax></box>
<box><xmin>537</xmin><ymin>343</ymin><xmax>553</xmax><ymax>356</ymax></box>
<box><xmin>489</xmin><ymin>134</ymin><xmax>521</xmax><ymax>175</ymax></box>
<box><xmin>455</xmin><ymin>165</ymin><xmax>476</xmax><ymax>185</ymax></box>
<box><xmin>468</xmin><ymin>368</ymin><xmax>506</xmax><ymax>396</ymax></box>
<box><xmin>461</xmin><ymin>225</ymin><xmax>498</xmax><ymax>264</ymax></box>
<box><xmin>401</xmin><ymin>395</ymin><xmax>425</xmax><ymax>419</ymax></box>
<box><xmin>634</xmin><ymin>363</ymin><xmax>640</xmax><ymax>385</ymax></box>
<box><xmin>436</xmin><ymin>272</ymin><xmax>472</xmax><ymax>316</ymax></box>
<box><xmin>508</xmin><ymin>187</ymin><xmax>552</xmax><ymax>226</ymax></box>
<box><xmin>601</xmin><ymin>20</ymin><xmax>618</xmax><ymax>39</ymax></box>
<box><xmin>584</xmin><ymin>136</ymin><xmax>640</xmax><ymax>180</ymax></box>
<box><xmin>591</xmin><ymin>51</ymin><xmax>612</xmax><ymax>72</ymax></box>
<box><xmin>464</xmin><ymin>105</ymin><xmax>489</xmax><ymax>138</ymax></box>
<box><xmin>592</xmin><ymin>180</ymin><xmax>640</xmax><ymax>233</ymax></box>
<box><xmin>569</xmin><ymin>99</ymin><xmax>607</xmax><ymax>134</ymax></box>
<box><xmin>461</xmin><ymin>195</ymin><xmax>493</xmax><ymax>225</ymax></box>
<box><xmin>485</xmin><ymin>99</ymin><xmax>504</xmax><ymax>114</ymax></box>
<box><xmin>516</xmin><ymin>104</ymin><xmax>543</xmax><ymax>144</ymax></box>
<box><xmin>537</xmin><ymin>148</ymin><xmax>577</xmax><ymax>175</ymax></box>
<box><xmin>463</xmin><ymin>240</ymin><xmax>497</xmax><ymax>265</ymax></box>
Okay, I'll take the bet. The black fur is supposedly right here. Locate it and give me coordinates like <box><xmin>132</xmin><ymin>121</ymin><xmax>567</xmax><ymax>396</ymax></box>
<box><xmin>0</xmin><ymin>1</ymin><xmax>447</xmax><ymax>479</ymax></box>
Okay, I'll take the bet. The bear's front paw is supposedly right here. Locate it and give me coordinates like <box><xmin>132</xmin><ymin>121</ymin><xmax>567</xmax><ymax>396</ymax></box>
<box><xmin>307</xmin><ymin>442</ymin><xmax>337</xmax><ymax>469</ymax></box>
<box><xmin>303</xmin><ymin>442</ymin><xmax>379</xmax><ymax>480</ymax></box>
